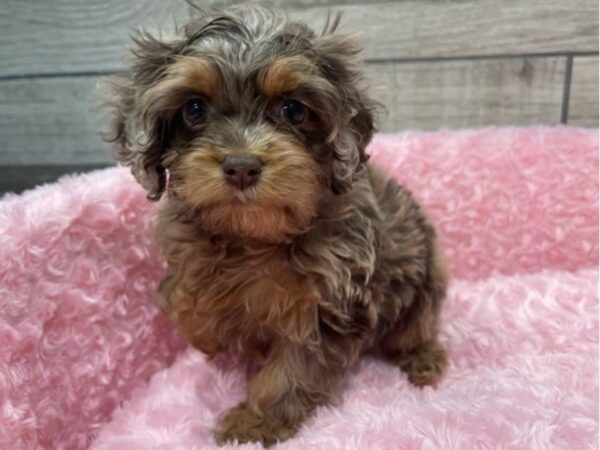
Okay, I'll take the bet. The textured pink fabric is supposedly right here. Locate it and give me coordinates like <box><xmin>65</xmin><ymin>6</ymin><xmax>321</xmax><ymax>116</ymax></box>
<box><xmin>0</xmin><ymin>127</ymin><xmax>597</xmax><ymax>449</ymax></box>
<box><xmin>370</xmin><ymin>127</ymin><xmax>598</xmax><ymax>279</ymax></box>
<box><xmin>91</xmin><ymin>268</ymin><xmax>599</xmax><ymax>450</ymax></box>
<box><xmin>0</xmin><ymin>173</ymin><xmax>185</xmax><ymax>449</ymax></box>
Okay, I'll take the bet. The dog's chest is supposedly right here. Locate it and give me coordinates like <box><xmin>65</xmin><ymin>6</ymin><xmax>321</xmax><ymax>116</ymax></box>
<box><xmin>164</xmin><ymin>240</ymin><xmax>320</xmax><ymax>355</ymax></box>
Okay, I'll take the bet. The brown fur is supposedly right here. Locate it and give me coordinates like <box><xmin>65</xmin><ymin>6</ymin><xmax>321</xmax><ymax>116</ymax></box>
<box><xmin>258</xmin><ymin>56</ymin><xmax>320</xmax><ymax>96</ymax></box>
<box><xmin>103</xmin><ymin>5</ymin><xmax>448</xmax><ymax>447</ymax></box>
<box><xmin>150</xmin><ymin>57</ymin><xmax>220</xmax><ymax>98</ymax></box>
<box><xmin>167</xmin><ymin>126</ymin><xmax>321</xmax><ymax>242</ymax></box>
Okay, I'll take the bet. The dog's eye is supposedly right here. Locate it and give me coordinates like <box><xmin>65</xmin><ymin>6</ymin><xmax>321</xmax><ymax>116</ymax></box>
<box><xmin>280</xmin><ymin>99</ymin><xmax>307</xmax><ymax>125</ymax></box>
<box><xmin>183</xmin><ymin>97</ymin><xmax>207</xmax><ymax>125</ymax></box>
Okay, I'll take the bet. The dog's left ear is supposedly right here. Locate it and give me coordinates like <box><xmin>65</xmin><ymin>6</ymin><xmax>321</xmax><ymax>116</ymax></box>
<box><xmin>314</xmin><ymin>32</ymin><xmax>378</xmax><ymax>194</ymax></box>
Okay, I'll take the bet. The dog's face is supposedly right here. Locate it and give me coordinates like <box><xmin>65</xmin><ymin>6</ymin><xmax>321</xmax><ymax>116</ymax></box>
<box><xmin>105</xmin><ymin>6</ymin><xmax>376</xmax><ymax>242</ymax></box>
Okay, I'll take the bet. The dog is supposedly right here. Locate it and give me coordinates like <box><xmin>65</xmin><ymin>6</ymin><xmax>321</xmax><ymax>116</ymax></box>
<box><xmin>103</xmin><ymin>5</ymin><xmax>448</xmax><ymax>446</ymax></box>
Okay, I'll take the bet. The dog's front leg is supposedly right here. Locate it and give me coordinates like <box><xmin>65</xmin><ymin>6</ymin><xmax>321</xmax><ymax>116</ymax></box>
<box><xmin>214</xmin><ymin>342</ymin><xmax>341</xmax><ymax>447</ymax></box>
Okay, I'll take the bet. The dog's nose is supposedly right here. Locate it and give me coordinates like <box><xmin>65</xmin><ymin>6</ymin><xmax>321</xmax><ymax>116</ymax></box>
<box><xmin>221</xmin><ymin>154</ymin><xmax>263</xmax><ymax>190</ymax></box>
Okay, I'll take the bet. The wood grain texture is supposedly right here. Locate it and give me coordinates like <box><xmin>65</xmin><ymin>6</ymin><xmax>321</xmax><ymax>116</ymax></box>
<box><xmin>365</xmin><ymin>57</ymin><xmax>567</xmax><ymax>131</ymax></box>
<box><xmin>568</xmin><ymin>56</ymin><xmax>599</xmax><ymax>127</ymax></box>
<box><xmin>2</xmin><ymin>0</ymin><xmax>597</xmax><ymax>77</ymax></box>
<box><xmin>0</xmin><ymin>165</ymin><xmax>111</xmax><ymax>196</ymax></box>
<box><xmin>288</xmin><ymin>0</ymin><xmax>598</xmax><ymax>61</ymax></box>
<box><xmin>201</xmin><ymin>0</ymin><xmax>389</xmax><ymax>9</ymax></box>
<box><xmin>0</xmin><ymin>0</ymin><xmax>188</xmax><ymax>77</ymax></box>
<box><xmin>0</xmin><ymin>76</ymin><xmax>113</xmax><ymax>165</ymax></box>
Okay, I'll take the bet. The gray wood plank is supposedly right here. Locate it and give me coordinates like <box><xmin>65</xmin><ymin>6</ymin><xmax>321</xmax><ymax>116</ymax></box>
<box><xmin>200</xmin><ymin>0</ymin><xmax>388</xmax><ymax>9</ymax></box>
<box><xmin>2</xmin><ymin>0</ymin><xmax>597</xmax><ymax>77</ymax></box>
<box><xmin>0</xmin><ymin>165</ymin><xmax>111</xmax><ymax>196</ymax></box>
<box><xmin>288</xmin><ymin>0</ymin><xmax>598</xmax><ymax>60</ymax></box>
<box><xmin>0</xmin><ymin>76</ymin><xmax>113</xmax><ymax>165</ymax></box>
<box><xmin>365</xmin><ymin>56</ymin><xmax>567</xmax><ymax>131</ymax></box>
<box><xmin>568</xmin><ymin>56</ymin><xmax>599</xmax><ymax>127</ymax></box>
<box><xmin>0</xmin><ymin>0</ymin><xmax>189</xmax><ymax>78</ymax></box>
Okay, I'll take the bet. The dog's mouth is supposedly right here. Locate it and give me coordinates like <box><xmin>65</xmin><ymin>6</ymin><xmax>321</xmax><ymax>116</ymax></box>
<box><xmin>198</xmin><ymin>199</ymin><xmax>307</xmax><ymax>242</ymax></box>
<box><xmin>189</xmin><ymin>174</ymin><xmax>319</xmax><ymax>242</ymax></box>
<box><xmin>231</xmin><ymin>187</ymin><xmax>260</xmax><ymax>204</ymax></box>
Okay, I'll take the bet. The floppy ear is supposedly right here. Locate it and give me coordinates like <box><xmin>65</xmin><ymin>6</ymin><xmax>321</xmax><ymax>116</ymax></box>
<box><xmin>102</xmin><ymin>31</ymin><xmax>180</xmax><ymax>201</ymax></box>
<box><xmin>314</xmin><ymin>32</ymin><xmax>378</xmax><ymax>194</ymax></box>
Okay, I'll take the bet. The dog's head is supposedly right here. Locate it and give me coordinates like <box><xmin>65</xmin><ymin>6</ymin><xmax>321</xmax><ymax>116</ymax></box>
<box><xmin>104</xmin><ymin>5</ymin><xmax>377</xmax><ymax>241</ymax></box>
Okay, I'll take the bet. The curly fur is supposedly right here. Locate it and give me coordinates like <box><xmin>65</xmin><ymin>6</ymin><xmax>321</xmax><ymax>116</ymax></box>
<box><xmin>103</xmin><ymin>5</ymin><xmax>448</xmax><ymax>446</ymax></box>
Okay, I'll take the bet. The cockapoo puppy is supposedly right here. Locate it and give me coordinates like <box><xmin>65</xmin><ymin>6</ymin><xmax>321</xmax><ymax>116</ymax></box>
<box><xmin>104</xmin><ymin>5</ymin><xmax>448</xmax><ymax>447</ymax></box>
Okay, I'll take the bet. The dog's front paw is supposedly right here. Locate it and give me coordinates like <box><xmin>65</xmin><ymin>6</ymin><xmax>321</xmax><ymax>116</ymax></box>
<box><xmin>214</xmin><ymin>403</ymin><xmax>296</xmax><ymax>447</ymax></box>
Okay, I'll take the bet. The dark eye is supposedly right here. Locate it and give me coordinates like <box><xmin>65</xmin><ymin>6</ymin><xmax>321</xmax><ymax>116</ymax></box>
<box><xmin>280</xmin><ymin>99</ymin><xmax>307</xmax><ymax>125</ymax></box>
<box><xmin>183</xmin><ymin>97</ymin><xmax>207</xmax><ymax>125</ymax></box>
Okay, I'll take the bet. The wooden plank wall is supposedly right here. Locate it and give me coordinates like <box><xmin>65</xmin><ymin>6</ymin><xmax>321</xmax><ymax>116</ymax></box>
<box><xmin>0</xmin><ymin>0</ymin><xmax>598</xmax><ymax>194</ymax></box>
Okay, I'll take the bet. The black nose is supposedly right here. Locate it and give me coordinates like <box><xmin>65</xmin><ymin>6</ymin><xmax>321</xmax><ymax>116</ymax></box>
<box><xmin>221</xmin><ymin>154</ymin><xmax>263</xmax><ymax>191</ymax></box>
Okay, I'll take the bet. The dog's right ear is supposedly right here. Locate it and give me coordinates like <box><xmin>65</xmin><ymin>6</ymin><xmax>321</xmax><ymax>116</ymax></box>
<box><xmin>102</xmin><ymin>31</ymin><xmax>181</xmax><ymax>201</ymax></box>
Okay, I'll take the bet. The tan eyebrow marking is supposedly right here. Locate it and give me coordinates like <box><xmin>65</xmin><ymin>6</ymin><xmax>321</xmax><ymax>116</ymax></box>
<box><xmin>258</xmin><ymin>56</ymin><xmax>319</xmax><ymax>96</ymax></box>
<box><xmin>140</xmin><ymin>56</ymin><xmax>221</xmax><ymax>121</ymax></box>
<box><xmin>163</xmin><ymin>56</ymin><xmax>220</xmax><ymax>97</ymax></box>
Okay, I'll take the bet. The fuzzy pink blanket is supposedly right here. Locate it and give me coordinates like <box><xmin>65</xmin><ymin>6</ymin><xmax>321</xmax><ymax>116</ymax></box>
<box><xmin>1</xmin><ymin>128</ymin><xmax>597</xmax><ymax>449</ymax></box>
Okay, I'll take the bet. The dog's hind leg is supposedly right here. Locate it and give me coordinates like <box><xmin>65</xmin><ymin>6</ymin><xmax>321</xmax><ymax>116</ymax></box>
<box><xmin>384</xmin><ymin>335</ymin><xmax>448</xmax><ymax>387</ymax></box>
<box><xmin>378</xmin><ymin>237</ymin><xmax>449</xmax><ymax>387</ymax></box>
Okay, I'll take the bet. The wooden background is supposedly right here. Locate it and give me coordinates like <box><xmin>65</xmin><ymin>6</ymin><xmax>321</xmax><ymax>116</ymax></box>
<box><xmin>0</xmin><ymin>0</ymin><xmax>598</xmax><ymax>194</ymax></box>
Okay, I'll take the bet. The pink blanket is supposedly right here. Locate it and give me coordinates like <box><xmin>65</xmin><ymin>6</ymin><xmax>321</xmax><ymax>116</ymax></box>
<box><xmin>1</xmin><ymin>128</ymin><xmax>597</xmax><ymax>449</ymax></box>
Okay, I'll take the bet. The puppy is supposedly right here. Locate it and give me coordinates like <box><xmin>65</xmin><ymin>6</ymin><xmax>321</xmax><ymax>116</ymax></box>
<box><xmin>104</xmin><ymin>5</ymin><xmax>448</xmax><ymax>446</ymax></box>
